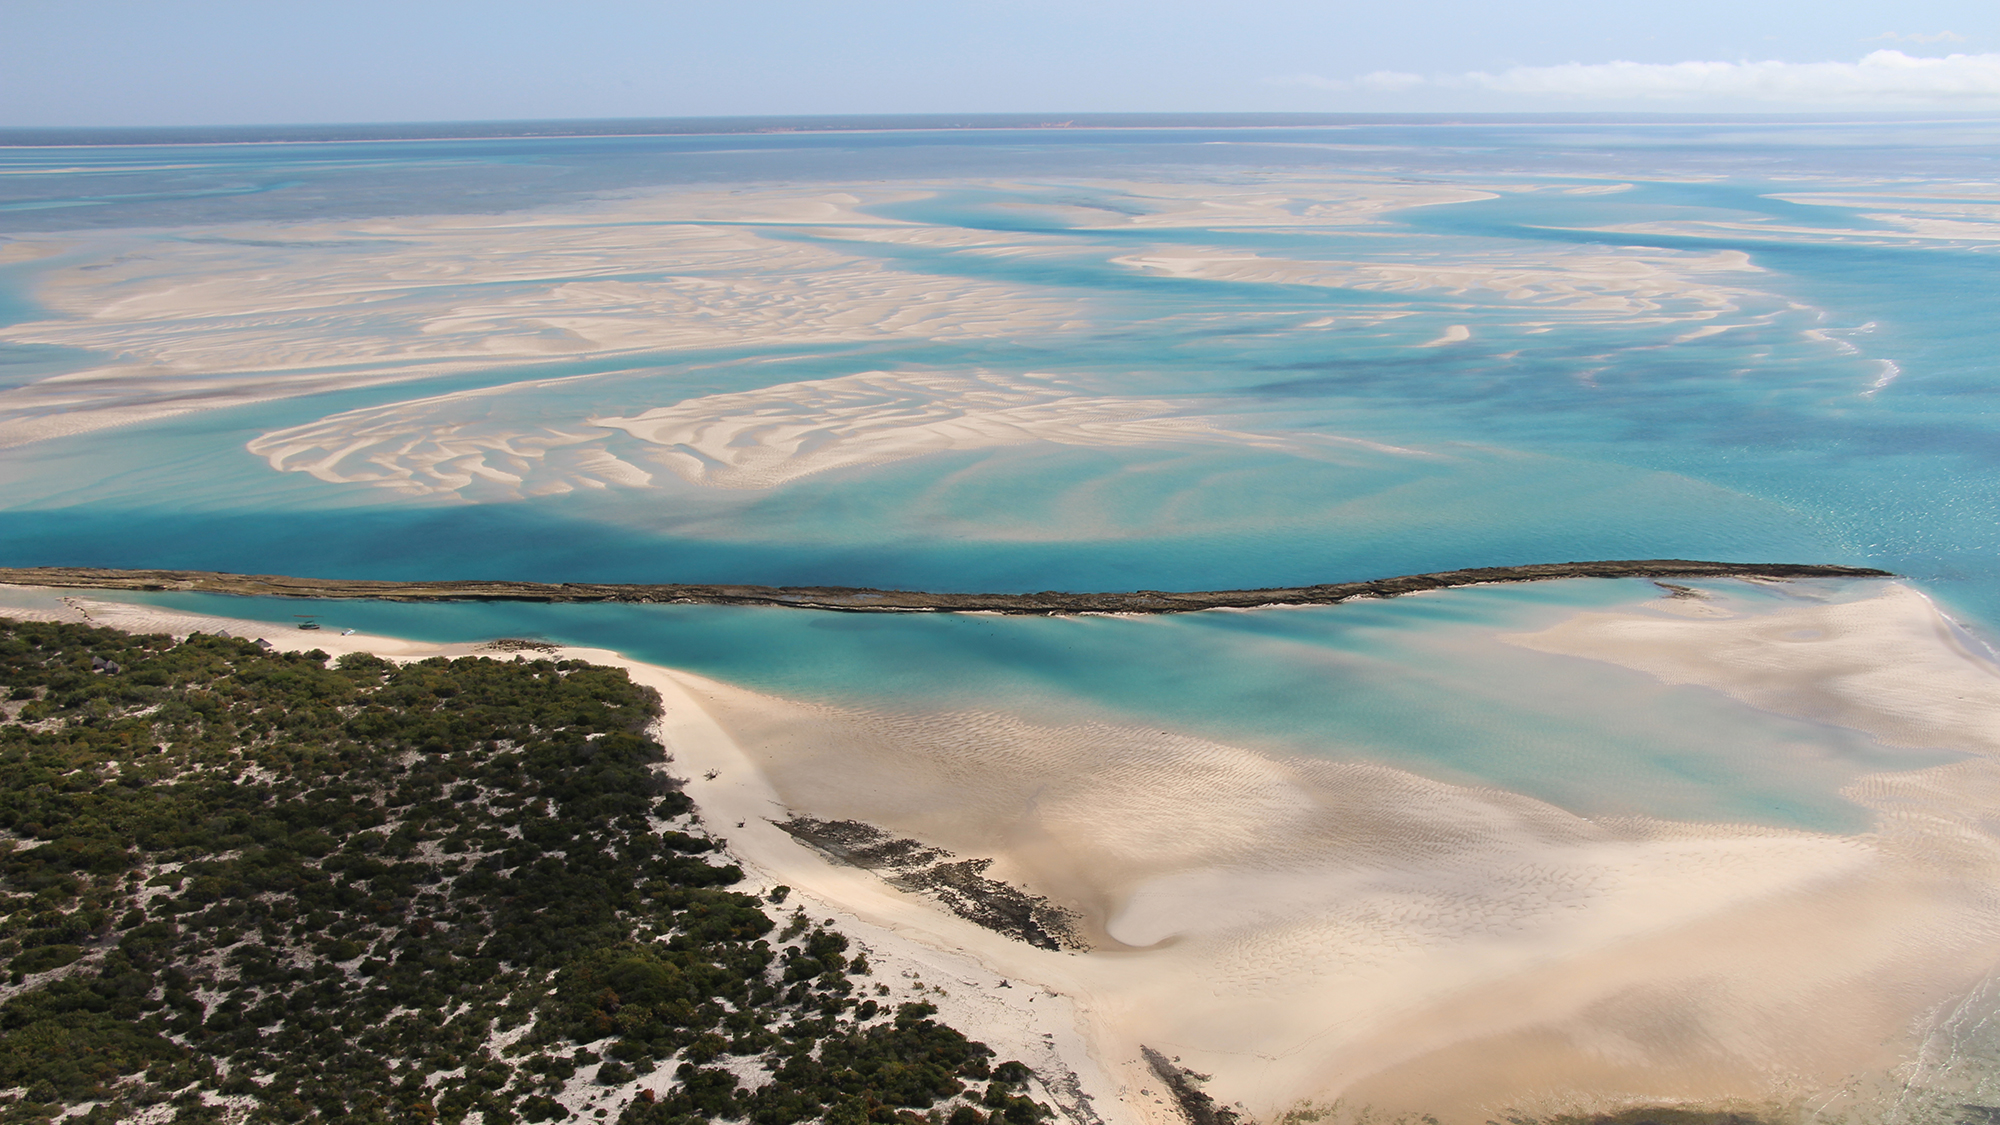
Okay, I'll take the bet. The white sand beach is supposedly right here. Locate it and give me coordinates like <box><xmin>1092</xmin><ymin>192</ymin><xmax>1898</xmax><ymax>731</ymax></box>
<box><xmin>12</xmin><ymin>580</ymin><xmax>2000</xmax><ymax>1123</ymax></box>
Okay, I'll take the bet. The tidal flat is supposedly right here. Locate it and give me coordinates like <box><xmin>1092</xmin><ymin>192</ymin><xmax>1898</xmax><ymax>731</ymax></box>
<box><xmin>4</xmin><ymin>117</ymin><xmax>2000</xmax><ymax>1123</ymax></box>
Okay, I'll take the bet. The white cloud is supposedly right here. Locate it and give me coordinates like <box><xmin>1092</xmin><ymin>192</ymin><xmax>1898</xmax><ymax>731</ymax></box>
<box><xmin>1354</xmin><ymin>70</ymin><xmax>1426</xmax><ymax>92</ymax></box>
<box><xmin>1465</xmin><ymin>50</ymin><xmax>2000</xmax><ymax>103</ymax></box>
<box><xmin>1277</xmin><ymin>50</ymin><xmax>2000</xmax><ymax>105</ymax></box>
<box><xmin>1270</xmin><ymin>73</ymin><xmax>1351</xmax><ymax>91</ymax></box>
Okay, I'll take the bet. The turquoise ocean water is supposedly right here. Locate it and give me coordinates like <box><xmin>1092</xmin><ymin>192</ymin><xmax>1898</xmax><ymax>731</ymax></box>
<box><xmin>3</xmin><ymin>116</ymin><xmax>1997</xmax><ymax>834</ymax></box>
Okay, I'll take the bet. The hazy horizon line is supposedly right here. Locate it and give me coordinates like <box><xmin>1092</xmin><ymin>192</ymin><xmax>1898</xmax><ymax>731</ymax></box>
<box><xmin>7</xmin><ymin>110</ymin><xmax>1999</xmax><ymax>148</ymax></box>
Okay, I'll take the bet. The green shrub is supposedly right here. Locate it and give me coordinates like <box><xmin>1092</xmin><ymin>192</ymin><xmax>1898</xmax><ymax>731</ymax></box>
<box><xmin>9</xmin><ymin>944</ymin><xmax>82</xmax><ymax>975</ymax></box>
<box><xmin>0</xmin><ymin>618</ymin><xmax>1045</xmax><ymax>1125</ymax></box>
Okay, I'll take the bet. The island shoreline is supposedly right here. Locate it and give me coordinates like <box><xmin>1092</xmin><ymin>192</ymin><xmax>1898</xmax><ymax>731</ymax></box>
<box><xmin>5</xmin><ymin>574</ymin><xmax>1995</xmax><ymax>1125</ymax></box>
<box><xmin>0</xmin><ymin>559</ymin><xmax>1894</xmax><ymax>615</ymax></box>
<box><xmin>0</xmin><ymin>590</ymin><xmax>1136</xmax><ymax>1125</ymax></box>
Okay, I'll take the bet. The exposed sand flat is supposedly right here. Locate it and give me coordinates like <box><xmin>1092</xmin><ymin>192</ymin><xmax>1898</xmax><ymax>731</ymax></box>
<box><xmin>0</xmin><ymin>358</ymin><xmax>508</xmax><ymax>449</ymax></box>
<box><xmin>1506</xmin><ymin>583</ymin><xmax>2000</xmax><ymax>756</ymax></box>
<box><xmin>1847</xmin><ymin>214</ymin><xmax>2000</xmax><ymax>241</ymax></box>
<box><xmin>1567</xmin><ymin>212</ymin><xmax>2000</xmax><ymax>245</ymax></box>
<box><xmin>0</xmin><ymin>239</ymin><xmax>71</xmax><ymax>265</ymax></box>
<box><xmin>1031</xmin><ymin>178</ymin><xmax>1503</xmax><ymax>229</ymax></box>
<box><xmin>15</xmin><ymin>582</ymin><xmax>2000</xmax><ymax>1122</ymax></box>
<box><xmin>1110</xmin><ymin>244</ymin><xmax>1764</xmax><ymax>325</ymax></box>
<box><xmin>569</xmin><ymin>186</ymin><xmax>925</xmax><ymax>227</ymax></box>
<box><xmin>247</xmin><ymin>368</ymin><xmax>1426</xmax><ymax>500</ymax></box>
<box><xmin>679</xmin><ymin>583</ymin><xmax>2000</xmax><ymax>1123</ymax></box>
<box><xmin>588</xmin><ymin>371</ymin><xmax>1316</xmax><ymax>491</ymax></box>
<box><xmin>0</xmin><ymin>174</ymin><xmax>1792</xmax><ymax>452</ymax></box>
<box><xmin>1417</xmin><ymin>324</ymin><xmax>1471</xmax><ymax>347</ymax></box>
<box><xmin>0</xmin><ymin>188</ymin><xmax>1092</xmax><ymax>449</ymax></box>
<box><xmin>812</xmin><ymin>225</ymin><xmax>1085</xmax><ymax>251</ymax></box>
<box><xmin>1768</xmin><ymin>192</ymin><xmax>2000</xmax><ymax>237</ymax></box>
<box><xmin>674</xmin><ymin>685</ymin><xmax>1947</xmax><ymax>1125</ymax></box>
<box><xmin>0</xmin><ymin>175</ymin><xmax>1521</xmax><ymax>451</ymax></box>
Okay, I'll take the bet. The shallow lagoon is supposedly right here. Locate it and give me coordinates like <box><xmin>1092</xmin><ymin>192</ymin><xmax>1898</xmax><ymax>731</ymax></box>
<box><xmin>105</xmin><ymin>577</ymin><xmax>1948</xmax><ymax>836</ymax></box>
<box><xmin>5</xmin><ymin>120</ymin><xmax>1996</xmax><ymax>615</ymax></box>
<box><xmin>9</xmin><ymin>116</ymin><xmax>2000</xmax><ymax>1118</ymax></box>
<box><xmin>7</xmin><ymin>112</ymin><xmax>1998</xmax><ymax>838</ymax></box>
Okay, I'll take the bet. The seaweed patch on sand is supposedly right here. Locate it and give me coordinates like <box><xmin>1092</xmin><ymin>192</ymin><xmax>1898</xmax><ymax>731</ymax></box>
<box><xmin>1141</xmin><ymin>1047</ymin><xmax>1247</xmax><ymax>1125</ymax></box>
<box><xmin>775</xmin><ymin>816</ymin><xmax>1086</xmax><ymax>951</ymax></box>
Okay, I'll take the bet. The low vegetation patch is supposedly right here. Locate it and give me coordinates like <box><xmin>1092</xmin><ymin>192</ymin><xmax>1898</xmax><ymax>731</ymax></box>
<box><xmin>0</xmin><ymin>618</ymin><xmax>1048</xmax><ymax>1125</ymax></box>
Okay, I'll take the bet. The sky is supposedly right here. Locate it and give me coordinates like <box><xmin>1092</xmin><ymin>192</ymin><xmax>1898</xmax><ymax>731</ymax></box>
<box><xmin>6</xmin><ymin>0</ymin><xmax>2000</xmax><ymax>126</ymax></box>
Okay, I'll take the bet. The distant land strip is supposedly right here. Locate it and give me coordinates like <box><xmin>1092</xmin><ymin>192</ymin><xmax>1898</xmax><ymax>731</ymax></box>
<box><xmin>0</xmin><ymin>561</ymin><xmax>1895</xmax><ymax>616</ymax></box>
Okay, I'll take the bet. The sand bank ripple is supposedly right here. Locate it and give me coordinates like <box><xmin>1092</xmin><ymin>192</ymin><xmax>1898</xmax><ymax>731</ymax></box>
<box><xmin>1112</xmin><ymin>245</ymin><xmax>1764</xmax><ymax>327</ymax></box>
<box><xmin>246</xmin><ymin>368</ymin><xmax>1415</xmax><ymax>499</ymax></box>
<box><xmin>0</xmin><ymin>187</ymin><xmax>1090</xmax><ymax>448</ymax></box>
